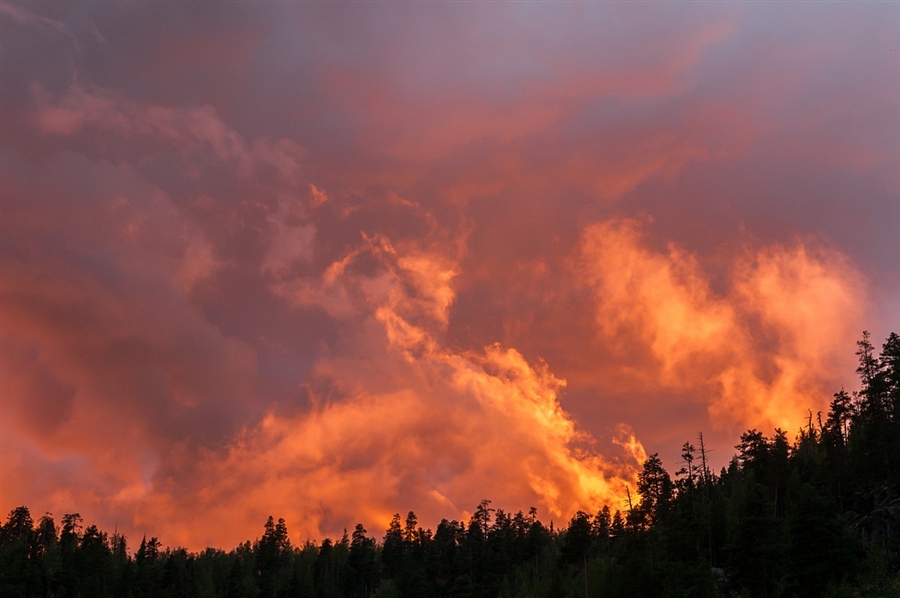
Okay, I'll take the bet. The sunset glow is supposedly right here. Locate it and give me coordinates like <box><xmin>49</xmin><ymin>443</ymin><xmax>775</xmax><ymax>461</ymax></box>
<box><xmin>1</xmin><ymin>2</ymin><xmax>898</xmax><ymax>551</ymax></box>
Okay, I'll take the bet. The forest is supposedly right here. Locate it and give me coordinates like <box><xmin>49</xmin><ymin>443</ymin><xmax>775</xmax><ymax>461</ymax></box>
<box><xmin>2</xmin><ymin>331</ymin><xmax>898</xmax><ymax>597</ymax></box>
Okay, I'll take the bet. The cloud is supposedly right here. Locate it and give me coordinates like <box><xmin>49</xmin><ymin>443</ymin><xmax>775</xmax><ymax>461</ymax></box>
<box><xmin>0</xmin><ymin>82</ymin><xmax>311</xmax><ymax>544</ymax></box>
<box><xmin>121</xmin><ymin>237</ymin><xmax>646</xmax><ymax>550</ymax></box>
<box><xmin>32</xmin><ymin>82</ymin><xmax>305</xmax><ymax>179</ymax></box>
<box><xmin>259</xmin><ymin>198</ymin><xmax>316</xmax><ymax>278</ymax></box>
<box><xmin>1</xmin><ymin>4</ymin><xmax>75</xmax><ymax>41</ymax></box>
<box><xmin>576</xmin><ymin>218</ymin><xmax>868</xmax><ymax>434</ymax></box>
<box><xmin>1</xmin><ymin>2</ymin><xmax>895</xmax><ymax>553</ymax></box>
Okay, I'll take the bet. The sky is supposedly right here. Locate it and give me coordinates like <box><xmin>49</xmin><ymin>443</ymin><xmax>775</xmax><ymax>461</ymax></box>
<box><xmin>1</xmin><ymin>2</ymin><xmax>898</xmax><ymax>551</ymax></box>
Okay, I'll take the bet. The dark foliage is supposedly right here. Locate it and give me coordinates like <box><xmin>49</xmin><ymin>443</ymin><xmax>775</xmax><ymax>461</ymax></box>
<box><xmin>3</xmin><ymin>332</ymin><xmax>898</xmax><ymax>597</ymax></box>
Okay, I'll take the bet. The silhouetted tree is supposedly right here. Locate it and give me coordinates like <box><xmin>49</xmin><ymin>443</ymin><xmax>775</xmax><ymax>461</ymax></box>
<box><xmin>635</xmin><ymin>453</ymin><xmax>673</xmax><ymax>528</ymax></box>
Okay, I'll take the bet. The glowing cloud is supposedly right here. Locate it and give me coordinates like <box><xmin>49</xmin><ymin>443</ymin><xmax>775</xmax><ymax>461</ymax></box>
<box><xmin>577</xmin><ymin>218</ymin><xmax>868</xmax><ymax>434</ymax></box>
<box><xmin>134</xmin><ymin>239</ymin><xmax>644</xmax><ymax>550</ymax></box>
<box><xmin>1</xmin><ymin>2</ymin><xmax>895</xmax><ymax>553</ymax></box>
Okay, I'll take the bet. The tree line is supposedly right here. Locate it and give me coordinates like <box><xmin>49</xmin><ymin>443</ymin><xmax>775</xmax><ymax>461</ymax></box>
<box><xmin>2</xmin><ymin>331</ymin><xmax>898</xmax><ymax>597</ymax></box>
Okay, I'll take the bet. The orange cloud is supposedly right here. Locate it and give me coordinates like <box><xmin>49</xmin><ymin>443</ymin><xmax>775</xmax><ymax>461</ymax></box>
<box><xmin>576</xmin><ymin>218</ymin><xmax>867</xmax><ymax>435</ymax></box>
<box><xmin>135</xmin><ymin>239</ymin><xmax>645</xmax><ymax>550</ymax></box>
